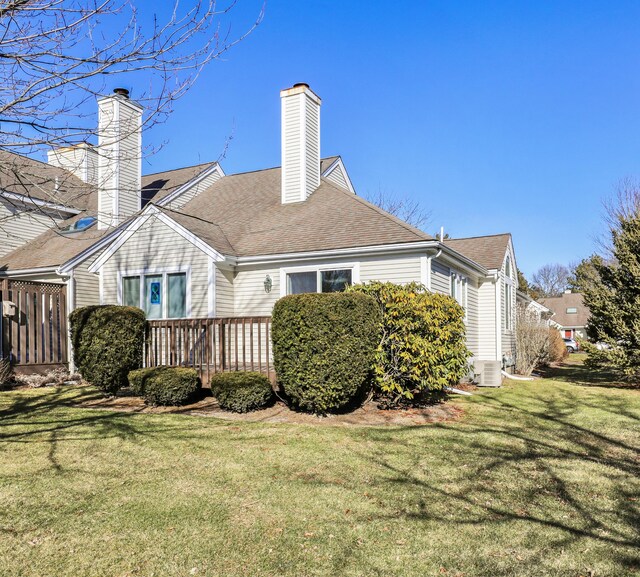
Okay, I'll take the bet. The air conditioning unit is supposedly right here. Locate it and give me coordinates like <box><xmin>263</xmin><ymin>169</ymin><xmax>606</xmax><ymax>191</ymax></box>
<box><xmin>473</xmin><ymin>360</ymin><xmax>502</xmax><ymax>387</ymax></box>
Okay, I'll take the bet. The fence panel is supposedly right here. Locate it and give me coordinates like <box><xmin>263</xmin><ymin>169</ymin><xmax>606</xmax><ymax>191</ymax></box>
<box><xmin>0</xmin><ymin>280</ymin><xmax>68</xmax><ymax>370</ymax></box>
<box><xmin>145</xmin><ymin>316</ymin><xmax>274</xmax><ymax>384</ymax></box>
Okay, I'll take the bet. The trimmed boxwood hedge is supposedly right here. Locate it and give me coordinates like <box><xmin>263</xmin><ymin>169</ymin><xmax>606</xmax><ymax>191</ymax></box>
<box><xmin>130</xmin><ymin>366</ymin><xmax>201</xmax><ymax>406</ymax></box>
<box><xmin>210</xmin><ymin>371</ymin><xmax>274</xmax><ymax>413</ymax></box>
<box><xmin>69</xmin><ymin>305</ymin><xmax>146</xmax><ymax>395</ymax></box>
<box><xmin>271</xmin><ymin>292</ymin><xmax>381</xmax><ymax>413</ymax></box>
<box><xmin>128</xmin><ymin>366</ymin><xmax>169</xmax><ymax>396</ymax></box>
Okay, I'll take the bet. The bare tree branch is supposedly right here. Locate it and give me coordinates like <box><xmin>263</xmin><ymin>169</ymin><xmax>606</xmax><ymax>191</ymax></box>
<box><xmin>364</xmin><ymin>186</ymin><xmax>431</xmax><ymax>231</ymax></box>
<box><xmin>0</xmin><ymin>0</ymin><xmax>265</xmax><ymax>153</ymax></box>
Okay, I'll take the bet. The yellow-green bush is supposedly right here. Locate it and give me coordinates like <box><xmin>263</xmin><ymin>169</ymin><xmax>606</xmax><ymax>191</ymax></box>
<box><xmin>348</xmin><ymin>281</ymin><xmax>471</xmax><ymax>405</ymax></box>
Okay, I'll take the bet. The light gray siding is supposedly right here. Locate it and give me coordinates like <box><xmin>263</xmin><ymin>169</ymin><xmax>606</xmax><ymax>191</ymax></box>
<box><xmin>500</xmin><ymin>248</ymin><xmax>516</xmax><ymax>361</ymax></box>
<box><xmin>305</xmin><ymin>98</ymin><xmax>320</xmax><ymax>198</ymax></box>
<box><xmin>0</xmin><ymin>199</ymin><xmax>68</xmax><ymax>257</ymax></box>
<box><xmin>359</xmin><ymin>254</ymin><xmax>422</xmax><ymax>284</ymax></box>
<box><xmin>477</xmin><ymin>279</ymin><xmax>497</xmax><ymax>360</ymax></box>
<box><xmin>465</xmin><ymin>276</ymin><xmax>480</xmax><ymax>357</ymax></box>
<box><xmin>324</xmin><ymin>164</ymin><xmax>350</xmax><ymax>191</ymax></box>
<box><xmin>234</xmin><ymin>266</ymin><xmax>280</xmax><ymax>317</ymax></box>
<box><xmin>430</xmin><ymin>259</ymin><xmax>450</xmax><ymax>294</ymax></box>
<box><xmin>74</xmin><ymin>256</ymin><xmax>100</xmax><ymax>309</ymax></box>
<box><xmin>215</xmin><ymin>267</ymin><xmax>235</xmax><ymax>316</ymax></box>
<box><xmin>100</xmin><ymin>214</ymin><xmax>210</xmax><ymax>318</ymax></box>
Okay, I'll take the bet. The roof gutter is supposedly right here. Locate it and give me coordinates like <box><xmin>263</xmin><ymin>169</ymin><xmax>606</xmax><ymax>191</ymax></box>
<box><xmin>0</xmin><ymin>266</ymin><xmax>62</xmax><ymax>279</ymax></box>
<box><xmin>1</xmin><ymin>190</ymin><xmax>81</xmax><ymax>215</ymax></box>
<box><xmin>231</xmin><ymin>240</ymin><xmax>442</xmax><ymax>267</ymax></box>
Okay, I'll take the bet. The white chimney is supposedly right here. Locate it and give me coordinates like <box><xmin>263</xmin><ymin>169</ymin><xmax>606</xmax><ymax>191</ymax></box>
<box><xmin>47</xmin><ymin>143</ymin><xmax>99</xmax><ymax>186</ymax></box>
<box><xmin>281</xmin><ymin>83</ymin><xmax>321</xmax><ymax>204</ymax></box>
<box><xmin>96</xmin><ymin>88</ymin><xmax>143</xmax><ymax>229</ymax></box>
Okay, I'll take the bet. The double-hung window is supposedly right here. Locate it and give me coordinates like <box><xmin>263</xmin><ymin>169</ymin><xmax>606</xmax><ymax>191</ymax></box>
<box><xmin>450</xmin><ymin>272</ymin><xmax>468</xmax><ymax>312</ymax></box>
<box><xmin>121</xmin><ymin>271</ymin><xmax>188</xmax><ymax>319</ymax></box>
<box><xmin>504</xmin><ymin>256</ymin><xmax>514</xmax><ymax>331</ymax></box>
<box><xmin>285</xmin><ymin>267</ymin><xmax>354</xmax><ymax>295</ymax></box>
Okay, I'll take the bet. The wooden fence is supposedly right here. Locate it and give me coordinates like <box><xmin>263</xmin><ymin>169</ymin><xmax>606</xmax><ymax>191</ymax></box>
<box><xmin>0</xmin><ymin>279</ymin><xmax>68</xmax><ymax>371</ymax></box>
<box><xmin>145</xmin><ymin>316</ymin><xmax>274</xmax><ymax>384</ymax></box>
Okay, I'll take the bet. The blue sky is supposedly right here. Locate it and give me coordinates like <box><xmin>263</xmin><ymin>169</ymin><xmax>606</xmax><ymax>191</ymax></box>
<box><xmin>137</xmin><ymin>1</ymin><xmax>640</xmax><ymax>276</ymax></box>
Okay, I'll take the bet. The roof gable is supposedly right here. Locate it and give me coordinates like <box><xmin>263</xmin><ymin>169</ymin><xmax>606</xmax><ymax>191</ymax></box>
<box><xmin>444</xmin><ymin>233</ymin><xmax>512</xmax><ymax>270</ymax></box>
<box><xmin>0</xmin><ymin>150</ymin><xmax>95</xmax><ymax>211</ymax></box>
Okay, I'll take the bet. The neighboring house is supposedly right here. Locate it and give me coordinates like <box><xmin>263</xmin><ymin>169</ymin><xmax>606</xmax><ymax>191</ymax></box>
<box><xmin>540</xmin><ymin>291</ymin><xmax>589</xmax><ymax>339</ymax></box>
<box><xmin>516</xmin><ymin>290</ymin><xmax>560</xmax><ymax>327</ymax></box>
<box><xmin>0</xmin><ymin>83</ymin><xmax>519</xmax><ymax>385</ymax></box>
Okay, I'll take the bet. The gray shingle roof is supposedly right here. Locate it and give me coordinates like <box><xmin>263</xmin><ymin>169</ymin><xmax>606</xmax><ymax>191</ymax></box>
<box><xmin>0</xmin><ymin>150</ymin><xmax>95</xmax><ymax>211</ymax></box>
<box><xmin>540</xmin><ymin>292</ymin><xmax>590</xmax><ymax>328</ymax></box>
<box><xmin>0</xmin><ymin>213</ymin><xmax>111</xmax><ymax>271</ymax></box>
<box><xmin>174</xmin><ymin>166</ymin><xmax>433</xmax><ymax>257</ymax></box>
<box><xmin>0</xmin><ymin>158</ymin><xmax>225</xmax><ymax>271</ymax></box>
<box><xmin>444</xmin><ymin>233</ymin><xmax>511</xmax><ymax>270</ymax></box>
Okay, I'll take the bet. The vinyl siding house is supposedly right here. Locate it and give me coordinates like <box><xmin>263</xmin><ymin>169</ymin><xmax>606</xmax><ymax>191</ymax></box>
<box><xmin>0</xmin><ymin>84</ymin><xmax>519</xmax><ymax>385</ymax></box>
<box><xmin>540</xmin><ymin>292</ymin><xmax>589</xmax><ymax>340</ymax></box>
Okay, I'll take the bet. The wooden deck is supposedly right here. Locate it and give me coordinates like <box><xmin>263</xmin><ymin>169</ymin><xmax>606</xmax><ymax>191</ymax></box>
<box><xmin>145</xmin><ymin>316</ymin><xmax>275</xmax><ymax>385</ymax></box>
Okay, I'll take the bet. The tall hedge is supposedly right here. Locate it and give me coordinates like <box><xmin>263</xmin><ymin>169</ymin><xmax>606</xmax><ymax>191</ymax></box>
<box><xmin>348</xmin><ymin>281</ymin><xmax>471</xmax><ymax>404</ymax></box>
<box><xmin>69</xmin><ymin>305</ymin><xmax>146</xmax><ymax>395</ymax></box>
<box><xmin>272</xmin><ymin>292</ymin><xmax>381</xmax><ymax>413</ymax></box>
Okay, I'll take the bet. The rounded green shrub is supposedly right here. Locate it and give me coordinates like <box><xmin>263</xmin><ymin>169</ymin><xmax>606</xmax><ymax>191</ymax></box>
<box><xmin>128</xmin><ymin>366</ymin><xmax>170</xmax><ymax>396</ymax></box>
<box><xmin>271</xmin><ymin>292</ymin><xmax>381</xmax><ymax>414</ymax></box>
<box><xmin>348</xmin><ymin>281</ymin><xmax>471</xmax><ymax>405</ymax></box>
<box><xmin>210</xmin><ymin>371</ymin><xmax>274</xmax><ymax>413</ymax></box>
<box><xmin>141</xmin><ymin>367</ymin><xmax>201</xmax><ymax>406</ymax></box>
<box><xmin>69</xmin><ymin>305</ymin><xmax>146</xmax><ymax>395</ymax></box>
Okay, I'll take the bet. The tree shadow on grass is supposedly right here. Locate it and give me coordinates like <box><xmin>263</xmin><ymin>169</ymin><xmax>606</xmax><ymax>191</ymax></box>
<box><xmin>0</xmin><ymin>386</ymin><xmax>205</xmax><ymax>474</ymax></box>
<box><xmin>340</xmin><ymin>388</ymin><xmax>640</xmax><ymax>576</ymax></box>
<box><xmin>538</xmin><ymin>355</ymin><xmax>639</xmax><ymax>390</ymax></box>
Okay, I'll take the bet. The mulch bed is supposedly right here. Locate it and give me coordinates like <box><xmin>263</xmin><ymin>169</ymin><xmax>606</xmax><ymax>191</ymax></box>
<box><xmin>75</xmin><ymin>389</ymin><xmax>464</xmax><ymax>427</ymax></box>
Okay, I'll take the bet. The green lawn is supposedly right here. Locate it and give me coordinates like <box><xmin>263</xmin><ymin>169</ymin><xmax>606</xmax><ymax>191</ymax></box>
<box><xmin>1</xmin><ymin>357</ymin><xmax>638</xmax><ymax>577</ymax></box>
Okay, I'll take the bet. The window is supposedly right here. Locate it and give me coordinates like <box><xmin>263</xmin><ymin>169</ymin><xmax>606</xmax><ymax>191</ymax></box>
<box><xmin>287</xmin><ymin>271</ymin><xmax>317</xmax><ymax>295</ymax></box>
<box><xmin>285</xmin><ymin>267</ymin><xmax>354</xmax><ymax>295</ymax></box>
<box><xmin>450</xmin><ymin>272</ymin><xmax>467</xmax><ymax>310</ymax></box>
<box><xmin>120</xmin><ymin>271</ymin><xmax>188</xmax><ymax>319</ymax></box>
<box><xmin>505</xmin><ymin>281</ymin><xmax>513</xmax><ymax>330</ymax></box>
<box><xmin>62</xmin><ymin>216</ymin><xmax>97</xmax><ymax>234</ymax></box>
<box><xmin>505</xmin><ymin>255</ymin><xmax>512</xmax><ymax>279</ymax></box>
<box><xmin>167</xmin><ymin>273</ymin><xmax>187</xmax><ymax>318</ymax></box>
<box><xmin>566</xmin><ymin>307</ymin><xmax>578</xmax><ymax>314</ymax></box>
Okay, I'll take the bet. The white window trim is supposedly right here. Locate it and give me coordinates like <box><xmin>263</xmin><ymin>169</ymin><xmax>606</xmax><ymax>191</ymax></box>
<box><xmin>117</xmin><ymin>266</ymin><xmax>192</xmax><ymax>319</ymax></box>
<box><xmin>504</xmin><ymin>276</ymin><xmax>514</xmax><ymax>332</ymax></box>
<box><xmin>450</xmin><ymin>271</ymin><xmax>468</xmax><ymax>319</ymax></box>
<box><xmin>279</xmin><ymin>262</ymin><xmax>360</xmax><ymax>297</ymax></box>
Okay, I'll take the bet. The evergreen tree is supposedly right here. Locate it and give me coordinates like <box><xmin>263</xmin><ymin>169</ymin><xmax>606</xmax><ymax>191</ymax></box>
<box><xmin>580</xmin><ymin>208</ymin><xmax>640</xmax><ymax>382</ymax></box>
<box><xmin>517</xmin><ymin>269</ymin><xmax>541</xmax><ymax>300</ymax></box>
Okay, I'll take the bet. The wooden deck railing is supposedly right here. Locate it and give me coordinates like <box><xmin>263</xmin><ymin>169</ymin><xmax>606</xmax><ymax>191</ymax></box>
<box><xmin>145</xmin><ymin>316</ymin><xmax>274</xmax><ymax>384</ymax></box>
